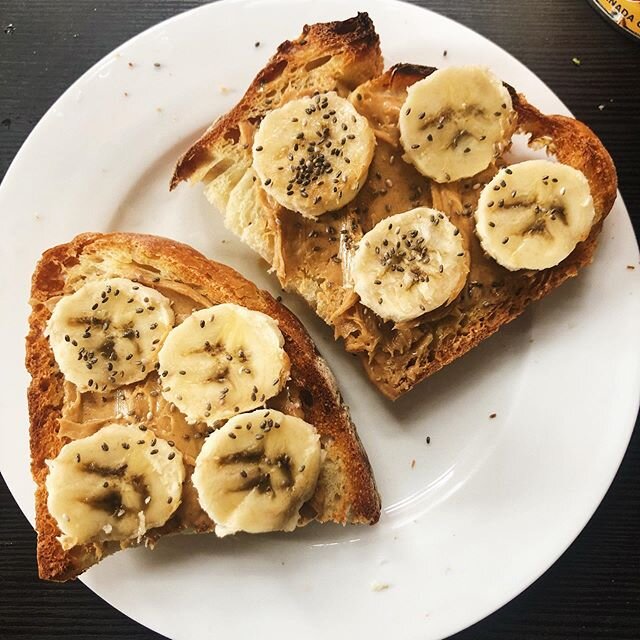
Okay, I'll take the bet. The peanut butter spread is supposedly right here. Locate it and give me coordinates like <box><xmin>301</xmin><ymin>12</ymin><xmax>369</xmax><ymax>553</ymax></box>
<box><xmin>245</xmin><ymin>70</ymin><xmax>543</xmax><ymax>397</ymax></box>
<box><xmin>54</xmin><ymin>267</ymin><xmax>307</xmax><ymax>542</ymax></box>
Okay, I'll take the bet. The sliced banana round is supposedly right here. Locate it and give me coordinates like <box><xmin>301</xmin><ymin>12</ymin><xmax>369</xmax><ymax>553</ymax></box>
<box><xmin>192</xmin><ymin>409</ymin><xmax>321</xmax><ymax>537</ymax></box>
<box><xmin>46</xmin><ymin>277</ymin><xmax>174</xmax><ymax>393</ymax></box>
<box><xmin>157</xmin><ymin>304</ymin><xmax>290</xmax><ymax>426</ymax></box>
<box><xmin>351</xmin><ymin>207</ymin><xmax>470</xmax><ymax>323</ymax></box>
<box><xmin>252</xmin><ymin>91</ymin><xmax>375</xmax><ymax>217</ymax></box>
<box><xmin>475</xmin><ymin>159</ymin><xmax>596</xmax><ymax>271</ymax></box>
<box><xmin>399</xmin><ymin>66</ymin><xmax>516</xmax><ymax>183</ymax></box>
<box><xmin>46</xmin><ymin>423</ymin><xmax>184</xmax><ymax>550</ymax></box>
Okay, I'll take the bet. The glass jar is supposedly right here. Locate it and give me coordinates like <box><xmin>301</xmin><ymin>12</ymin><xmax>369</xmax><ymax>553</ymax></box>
<box><xmin>587</xmin><ymin>0</ymin><xmax>640</xmax><ymax>42</ymax></box>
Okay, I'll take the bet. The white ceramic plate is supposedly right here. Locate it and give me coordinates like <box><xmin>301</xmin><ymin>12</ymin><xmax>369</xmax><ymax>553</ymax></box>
<box><xmin>1</xmin><ymin>1</ymin><xmax>639</xmax><ymax>638</ymax></box>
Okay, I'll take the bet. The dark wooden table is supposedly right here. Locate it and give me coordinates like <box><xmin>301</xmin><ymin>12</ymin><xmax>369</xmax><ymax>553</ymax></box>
<box><xmin>1</xmin><ymin>1</ymin><xmax>638</xmax><ymax>638</ymax></box>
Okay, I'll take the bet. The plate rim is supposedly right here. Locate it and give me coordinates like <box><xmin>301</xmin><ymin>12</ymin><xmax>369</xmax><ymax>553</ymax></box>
<box><xmin>1</xmin><ymin>1</ymin><xmax>639</xmax><ymax>638</ymax></box>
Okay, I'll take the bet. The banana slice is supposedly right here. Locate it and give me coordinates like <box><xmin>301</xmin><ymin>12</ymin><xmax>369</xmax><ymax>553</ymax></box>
<box><xmin>46</xmin><ymin>278</ymin><xmax>174</xmax><ymax>393</ymax></box>
<box><xmin>474</xmin><ymin>160</ymin><xmax>596</xmax><ymax>270</ymax></box>
<box><xmin>399</xmin><ymin>66</ymin><xmax>516</xmax><ymax>183</ymax></box>
<box><xmin>351</xmin><ymin>207</ymin><xmax>469</xmax><ymax>323</ymax></box>
<box><xmin>157</xmin><ymin>304</ymin><xmax>290</xmax><ymax>426</ymax></box>
<box><xmin>46</xmin><ymin>423</ymin><xmax>184</xmax><ymax>550</ymax></box>
<box><xmin>192</xmin><ymin>409</ymin><xmax>321</xmax><ymax>537</ymax></box>
<box><xmin>252</xmin><ymin>91</ymin><xmax>375</xmax><ymax>217</ymax></box>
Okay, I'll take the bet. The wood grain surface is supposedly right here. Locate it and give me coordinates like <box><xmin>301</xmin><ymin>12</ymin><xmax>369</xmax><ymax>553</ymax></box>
<box><xmin>1</xmin><ymin>1</ymin><xmax>638</xmax><ymax>638</ymax></box>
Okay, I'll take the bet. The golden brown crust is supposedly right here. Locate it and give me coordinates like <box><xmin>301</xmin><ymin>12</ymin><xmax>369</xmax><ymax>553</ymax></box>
<box><xmin>171</xmin><ymin>12</ymin><xmax>382</xmax><ymax>188</ymax></box>
<box><xmin>27</xmin><ymin>233</ymin><xmax>380</xmax><ymax>581</ymax></box>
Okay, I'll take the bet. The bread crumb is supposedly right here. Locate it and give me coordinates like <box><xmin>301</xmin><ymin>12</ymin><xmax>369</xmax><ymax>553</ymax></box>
<box><xmin>627</xmin><ymin>265</ymin><xmax>636</xmax><ymax>270</ymax></box>
<box><xmin>443</xmin><ymin>49</ymin><xmax>447</xmax><ymax>57</ymax></box>
<box><xmin>489</xmin><ymin>413</ymin><xmax>497</xmax><ymax>419</ymax></box>
<box><xmin>123</xmin><ymin>91</ymin><xmax>129</xmax><ymax>97</ymax></box>
<box><xmin>371</xmin><ymin>581</ymin><xmax>390</xmax><ymax>592</ymax></box>
<box><xmin>156</xmin><ymin>107</ymin><xmax>163</xmax><ymax>113</ymax></box>
<box><xmin>425</xmin><ymin>435</ymin><xmax>431</xmax><ymax>444</ymax></box>
<box><xmin>128</xmin><ymin>61</ymin><xmax>134</xmax><ymax>68</ymax></box>
<box><xmin>411</xmin><ymin>459</ymin><xmax>416</xmax><ymax>468</ymax></box>
<box><xmin>598</xmin><ymin>104</ymin><xmax>605</xmax><ymax>111</ymax></box>
<box><xmin>153</xmin><ymin>62</ymin><xmax>161</xmax><ymax>68</ymax></box>
<box><xmin>219</xmin><ymin>86</ymin><xmax>233</xmax><ymax>95</ymax></box>
<box><xmin>572</xmin><ymin>57</ymin><xmax>581</xmax><ymax>66</ymax></box>
<box><xmin>254</xmin><ymin>41</ymin><xmax>261</xmax><ymax>48</ymax></box>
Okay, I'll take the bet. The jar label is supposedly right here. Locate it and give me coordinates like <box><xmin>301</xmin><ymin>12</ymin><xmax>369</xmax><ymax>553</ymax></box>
<box><xmin>593</xmin><ymin>0</ymin><xmax>640</xmax><ymax>37</ymax></box>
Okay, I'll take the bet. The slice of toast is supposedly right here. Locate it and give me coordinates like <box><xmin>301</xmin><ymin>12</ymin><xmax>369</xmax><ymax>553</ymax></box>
<box><xmin>172</xmin><ymin>15</ymin><xmax>617</xmax><ymax>399</ymax></box>
<box><xmin>27</xmin><ymin>232</ymin><xmax>380</xmax><ymax>581</ymax></box>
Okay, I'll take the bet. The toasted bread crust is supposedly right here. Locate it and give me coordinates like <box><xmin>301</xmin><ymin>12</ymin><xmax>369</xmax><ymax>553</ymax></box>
<box><xmin>171</xmin><ymin>12</ymin><xmax>382</xmax><ymax>189</ymax></box>
<box><xmin>27</xmin><ymin>233</ymin><xmax>380</xmax><ymax>581</ymax></box>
